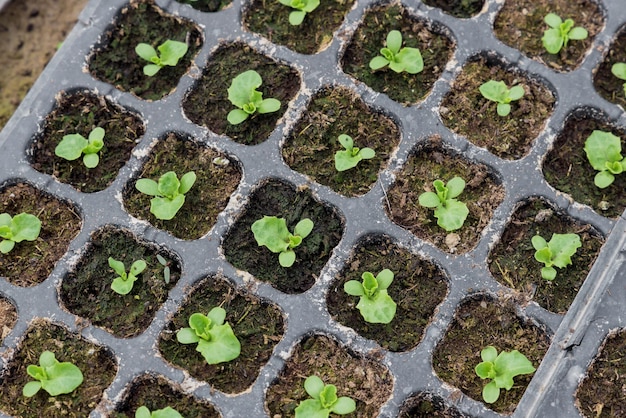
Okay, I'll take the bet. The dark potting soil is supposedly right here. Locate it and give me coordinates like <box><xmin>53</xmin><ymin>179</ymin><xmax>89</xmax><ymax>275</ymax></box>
<box><xmin>113</xmin><ymin>374</ymin><xmax>219</xmax><ymax>417</ymax></box>
<box><xmin>265</xmin><ymin>334</ymin><xmax>393</xmax><ymax>417</ymax></box>
<box><xmin>124</xmin><ymin>132</ymin><xmax>241</xmax><ymax>240</ymax></box>
<box><xmin>0</xmin><ymin>297</ymin><xmax>17</xmax><ymax>343</ymax></box>
<box><xmin>326</xmin><ymin>235</ymin><xmax>448</xmax><ymax>352</ymax></box>
<box><xmin>243</xmin><ymin>0</ymin><xmax>355</xmax><ymax>55</ymax></box>
<box><xmin>421</xmin><ymin>0</ymin><xmax>484</xmax><ymax>18</ymax></box>
<box><xmin>488</xmin><ymin>198</ymin><xmax>604</xmax><ymax>314</ymax></box>
<box><xmin>88</xmin><ymin>0</ymin><xmax>203</xmax><ymax>100</ymax></box>
<box><xmin>158</xmin><ymin>275</ymin><xmax>285</xmax><ymax>394</ymax></box>
<box><xmin>0</xmin><ymin>182</ymin><xmax>81</xmax><ymax>287</ymax></box>
<box><xmin>439</xmin><ymin>56</ymin><xmax>555</xmax><ymax>160</ymax></box>
<box><xmin>341</xmin><ymin>3</ymin><xmax>454</xmax><ymax>105</ymax></box>
<box><xmin>399</xmin><ymin>392</ymin><xmax>469</xmax><ymax>417</ymax></box>
<box><xmin>282</xmin><ymin>86</ymin><xmax>400</xmax><ymax>197</ymax></box>
<box><xmin>432</xmin><ymin>295</ymin><xmax>551</xmax><ymax>414</ymax></box>
<box><xmin>60</xmin><ymin>227</ymin><xmax>181</xmax><ymax>338</ymax></box>
<box><xmin>0</xmin><ymin>321</ymin><xmax>117</xmax><ymax>417</ymax></box>
<box><xmin>594</xmin><ymin>25</ymin><xmax>626</xmax><ymax>112</ymax></box>
<box><xmin>223</xmin><ymin>179</ymin><xmax>344</xmax><ymax>294</ymax></box>
<box><xmin>493</xmin><ymin>0</ymin><xmax>604</xmax><ymax>72</ymax></box>
<box><xmin>576</xmin><ymin>329</ymin><xmax>626</xmax><ymax>418</ymax></box>
<box><xmin>29</xmin><ymin>90</ymin><xmax>145</xmax><ymax>193</ymax></box>
<box><xmin>182</xmin><ymin>42</ymin><xmax>300</xmax><ymax>145</ymax></box>
<box><xmin>175</xmin><ymin>0</ymin><xmax>231</xmax><ymax>13</ymax></box>
<box><xmin>386</xmin><ymin>137</ymin><xmax>505</xmax><ymax>254</ymax></box>
<box><xmin>543</xmin><ymin>109</ymin><xmax>626</xmax><ymax>219</ymax></box>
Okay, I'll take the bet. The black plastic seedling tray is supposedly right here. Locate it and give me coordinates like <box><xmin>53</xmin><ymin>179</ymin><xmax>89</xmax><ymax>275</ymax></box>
<box><xmin>1</xmin><ymin>0</ymin><xmax>626</xmax><ymax>416</ymax></box>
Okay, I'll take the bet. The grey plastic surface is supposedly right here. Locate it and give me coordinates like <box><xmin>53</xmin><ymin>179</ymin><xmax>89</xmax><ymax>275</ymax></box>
<box><xmin>1</xmin><ymin>0</ymin><xmax>626</xmax><ymax>417</ymax></box>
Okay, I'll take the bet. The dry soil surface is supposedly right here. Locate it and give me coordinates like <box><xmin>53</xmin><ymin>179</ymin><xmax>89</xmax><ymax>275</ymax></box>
<box><xmin>0</xmin><ymin>0</ymin><xmax>87</xmax><ymax>129</ymax></box>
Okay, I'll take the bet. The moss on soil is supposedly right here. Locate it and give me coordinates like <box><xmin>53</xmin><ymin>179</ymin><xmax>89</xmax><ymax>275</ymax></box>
<box><xmin>327</xmin><ymin>235</ymin><xmax>448</xmax><ymax>352</ymax></box>
<box><xmin>493</xmin><ymin>0</ymin><xmax>604</xmax><ymax>72</ymax></box>
<box><xmin>432</xmin><ymin>294</ymin><xmax>551</xmax><ymax>414</ymax></box>
<box><xmin>440</xmin><ymin>56</ymin><xmax>555</xmax><ymax>160</ymax></box>
<box><xmin>386</xmin><ymin>137</ymin><xmax>505</xmax><ymax>254</ymax></box>
<box><xmin>243</xmin><ymin>0</ymin><xmax>354</xmax><ymax>54</ymax></box>
<box><xmin>223</xmin><ymin>179</ymin><xmax>344</xmax><ymax>294</ymax></box>
<box><xmin>113</xmin><ymin>374</ymin><xmax>219</xmax><ymax>417</ymax></box>
<box><xmin>341</xmin><ymin>2</ymin><xmax>454</xmax><ymax>105</ymax></box>
<box><xmin>29</xmin><ymin>90</ymin><xmax>145</xmax><ymax>193</ymax></box>
<box><xmin>88</xmin><ymin>0</ymin><xmax>203</xmax><ymax>100</ymax></box>
<box><xmin>421</xmin><ymin>0</ymin><xmax>484</xmax><ymax>18</ymax></box>
<box><xmin>282</xmin><ymin>86</ymin><xmax>400</xmax><ymax>197</ymax></box>
<box><xmin>543</xmin><ymin>109</ymin><xmax>626</xmax><ymax>219</ymax></box>
<box><xmin>594</xmin><ymin>25</ymin><xmax>626</xmax><ymax>110</ymax></box>
<box><xmin>0</xmin><ymin>297</ymin><xmax>17</xmax><ymax>343</ymax></box>
<box><xmin>576</xmin><ymin>329</ymin><xmax>626</xmax><ymax>417</ymax></box>
<box><xmin>0</xmin><ymin>321</ymin><xmax>117</xmax><ymax>417</ymax></box>
<box><xmin>265</xmin><ymin>334</ymin><xmax>393</xmax><ymax>417</ymax></box>
<box><xmin>124</xmin><ymin>132</ymin><xmax>241</xmax><ymax>240</ymax></box>
<box><xmin>158</xmin><ymin>275</ymin><xmax>284</xmax><ymax>394</ymax></box>
<box><xmin>60</xmin><ymin>227</ymin><xmax>180</xmax><ymax>338</ymax></box>
<box><xmin>399</xmin><ymin>392</ymin><xmax>468</xmax><ymax>417</ymax></box>
<box><xmin>0</xmin><ymin>182</ymin><xmax>81</xmax><ymax>287</ymax></box>
<box><xmin>182</xmin><ymin>42</ymin><xmax>300</xmax><ymax>145</ymax></box>
<box><xmin>488</xmin><ymin>198</ymin><xmax>604</xmax><ymax>314</ymax></box>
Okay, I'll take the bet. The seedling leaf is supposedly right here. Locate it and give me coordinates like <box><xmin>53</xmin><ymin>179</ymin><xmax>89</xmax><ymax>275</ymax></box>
<box><xmin>295</xmin><ymin>375</ymin><xmax>356</xmax><ymax>418</ymax></box>
<box><xmin>0</xmin><ymin>212</ymin><xmax>41</xmax><ymax>254</ymax></box>
<box><xmin>251</xmin><ymin>215</ymin><xmax>313</xmax><ymax>267</ymax></box>
<box><xmin>531</xmin><ymin>233</ymin><xmax>581</xmax><ymax>280</ymax></box>
<box><xmin>474</xmin><ymin>346</ymin><xmax>535</xmax><ymax>403</ymax></box>
<box><xmin>418</xmin><ymin>177</ymin><xmax>469</xmax><ymax>231</ymax></box>
<box><xmin>344</xmin><ymin>269</ymin><xmax>397</xmax><ymax>324</ymax></box>
<box><xmin>542</xmin><ymin>13</ymin><xmax>588</xmax><ymax>54</ymax></box>
<box><xmin>227</xmin><ymin>70</ymin><xmax>280</xmax><ymax>124</ymax></box>
<box><xmin>369</xmin><ymin>30</ymin><xmax>423</xmax><ymax>74</ymax></box>
<box><xmin>23</xmin><ymin>351</ymin><xmax>83</xmax><ymax>397</ymax></box>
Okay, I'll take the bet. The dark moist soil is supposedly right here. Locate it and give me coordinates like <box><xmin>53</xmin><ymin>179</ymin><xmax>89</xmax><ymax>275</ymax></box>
<box><xmin>386</xmin><ymin>137</ymin><xmax>505</xmax><ymax>254</ymax></box>
<box><xmin>439</xmin><ymin>56</ymin><xmax>555</xmax><ymax>160</ymax></box>
<box><xmin>158</xmin><ymin>275</ymin><xmax>285</xmax><ymax>394</ymax></box>
<box><xmin>29</xmin><ymin>90</ymin><xmax>145</xmax><ymax>193</ymax></box>
<box><xmin>243</xmin><ymin>0</ymin><xmax>355</xmax><ymax>54</ymax></box>
<box><xmin>399</xmin><ymin>392</ymin><xmax>468</xmax><ymax>418</ymax></box>
<box><xmin>182</xmin><ymin>42</ymin><xmax>300</xmax><ymax>145</ymax></box>
<box><xmin>0</xmin><ymin>182</ymin><xmax>81</xmax><ymax>287</ymax></box>
<box><xmin>493</xmin><ymin>0</ymin><xmax>604</xmax><ymax>72</ymax></box>
<box><xmin>60</xmin><ymin>227</ymin><xmax>181</xmax><ymax>338</ymax></box>
<box><xmin>124</xmin><ymin>132</ymin><xmax>241</xmax><ymax>240</ymax></box>
<box><xmin>175</xmin><ymin>0</ymin><xmax>231</xmax><ymax>13</ymax></box>
<box><xmin>0</xmin><ymin>320</ymin><xmax>117</xmax><ymax>418</ymax></box>
<box><xmin>543</xmin><ymin>109</ymin><xmax>626</xmax><ymax>219</ymax></box>
<box><xmin>113</xmin><ymin>374</ymin><xmax>219</xmax><ymax>417</ymax></box>
<box><xmin>432</xmin><ymin>294</ymin><xmax>551</xmax><ymax>414</ymax></box>
<box><xmin>594</xmin><ymin>25</ymin><xmax>626</xmax><ymax>110</ymax></box>
<box><xmin>222</xmin><ymin>179</ymin><xmax>344</xmax><ymax>294</ymax></box>
<box><xmin>265</xmin><ymin>334</ymin><xmax>394</xmax><ymax>417</ymax></box>
<box><xmin>0</xmin><ymin>297</ymin><xmax>17</xmax><ymax>343</ymax></box>
<box><xmin>282</xmin><ymin>86</ymin><xmax>400</xmax><ymax>197</ymax></box>
<box><xmin>576</xmin><ymin>329</ymin><xmax>626</xmax><ymax>417</ymax></box>
<box><xmin>88</xmin><ymin>0</ymin><xmax>203</xmax><ymax>101</ymax></box>
<box><xmin>488</xmin><ymin>198</ymin><xmax>604</xmax><ymax>314</ymax></box>
<box><xmin>421</xmin><ymin>0</ymin><xmax>484</xmax><ymax>18</ymax></box>
<box><xmin>341</xmin><ymin>3</ymin><xmax>454</xmax><ymax>105</ymax></box>
<box><xmin>326</xmin><ymin>235</ymin><xmax>448</xmax><ymax>352</ymax></box>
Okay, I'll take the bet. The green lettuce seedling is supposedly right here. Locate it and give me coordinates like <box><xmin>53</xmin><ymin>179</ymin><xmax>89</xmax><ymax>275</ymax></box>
<box><xmin>176</xmin><ymin>307</ymin><xmax>241</xmax><ymax>364</ymax></box>
<box><xmin>135</xmin><ymin>171</ymin><xmax>196</xmax><ymax>220</ymax></box>
<box><xmin>479</xmin><ymin>80</ymin><xmax>525</xmax><ymax>117</ymax></box>
<box><xmin>108</xmin><ymin>257</ymin><xmax>147</xmax><ymax>295</ymax></box>
<box><xmin>135</xmin><ymin>40</ymin><xmax>188</xmax><ymax>76</ymax></box>
<box><xmin>334</xmin><ymin>134</ymin><xmax>375</xmax><ymax>172</ymax></box>
<box><xmin>227</xmin><ymin>70</ymin><xmax>281</xmax><ymax>125</ymax></box>
<box><xmin>156</xmin><ymin>254</ymin><xmax>171</xmax><ymax>284</ymax></box>
<box><xmin>54</xmin><ymin>127</ymin><xmax>105</xmax><ymax>168</ymax></box>
<box><xmin>344</xmin><ymin>269</ymin><xmax>397</xmax><ymax>324</ymax></box>
<box><xmin>278</xmin><ymin>0</ymin><xmax>320</xmax><ymax>25</ymax></box>
<box><xmin>418</xmin><ymin>177</ymin><xmax>469</xmax><ymax>232</ymax></box>
<box><xmin>251</xmin><ymin>216</ymin><xmax>314</xmax><ymax>267</ymax></box>
<box><xmin>0</xmin><ymin>212</ymin><xmax>41</xmax><ymax>254</ymax></box>
<box><xmin>611</xmin><ymin>63</ymin><xmax>626</xmax><ymax>97</ymax></box>
<box><xmin>295</xmin><ymin>375</ymin><xmax>356</xmax><ymax>418</ymax></box>
<box><xmin>475</xmin><ymin>346</ymin><xmax>535</xmax><ymax>404</ymax></box>
<box><xmin>369</xmin><ymin>30</ymin><xmax>423</xmax><ymax>74</ymax></box>
<box><xmin>136</xmin><ymin>405</ymin><xmax>183</xmax><ymax>418</ymax></box>
<box><xmin>584</xmin><ymin>130</ymin><xmax>626</xmax><ymax>188</ymax></box>
<box><xmin>542</xmin><ymin>13</ymin><xmax>588</xmax><ymax>54</ymax></box>
<box><xmin>22</xmin><ymin>351</ymin><xmax>84</xmax><ymax>397</ymax></box>
<box><xmin>531</xmin><ymin>233</ymin><xmax>581</xmax><ymax>281</ymax></box>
